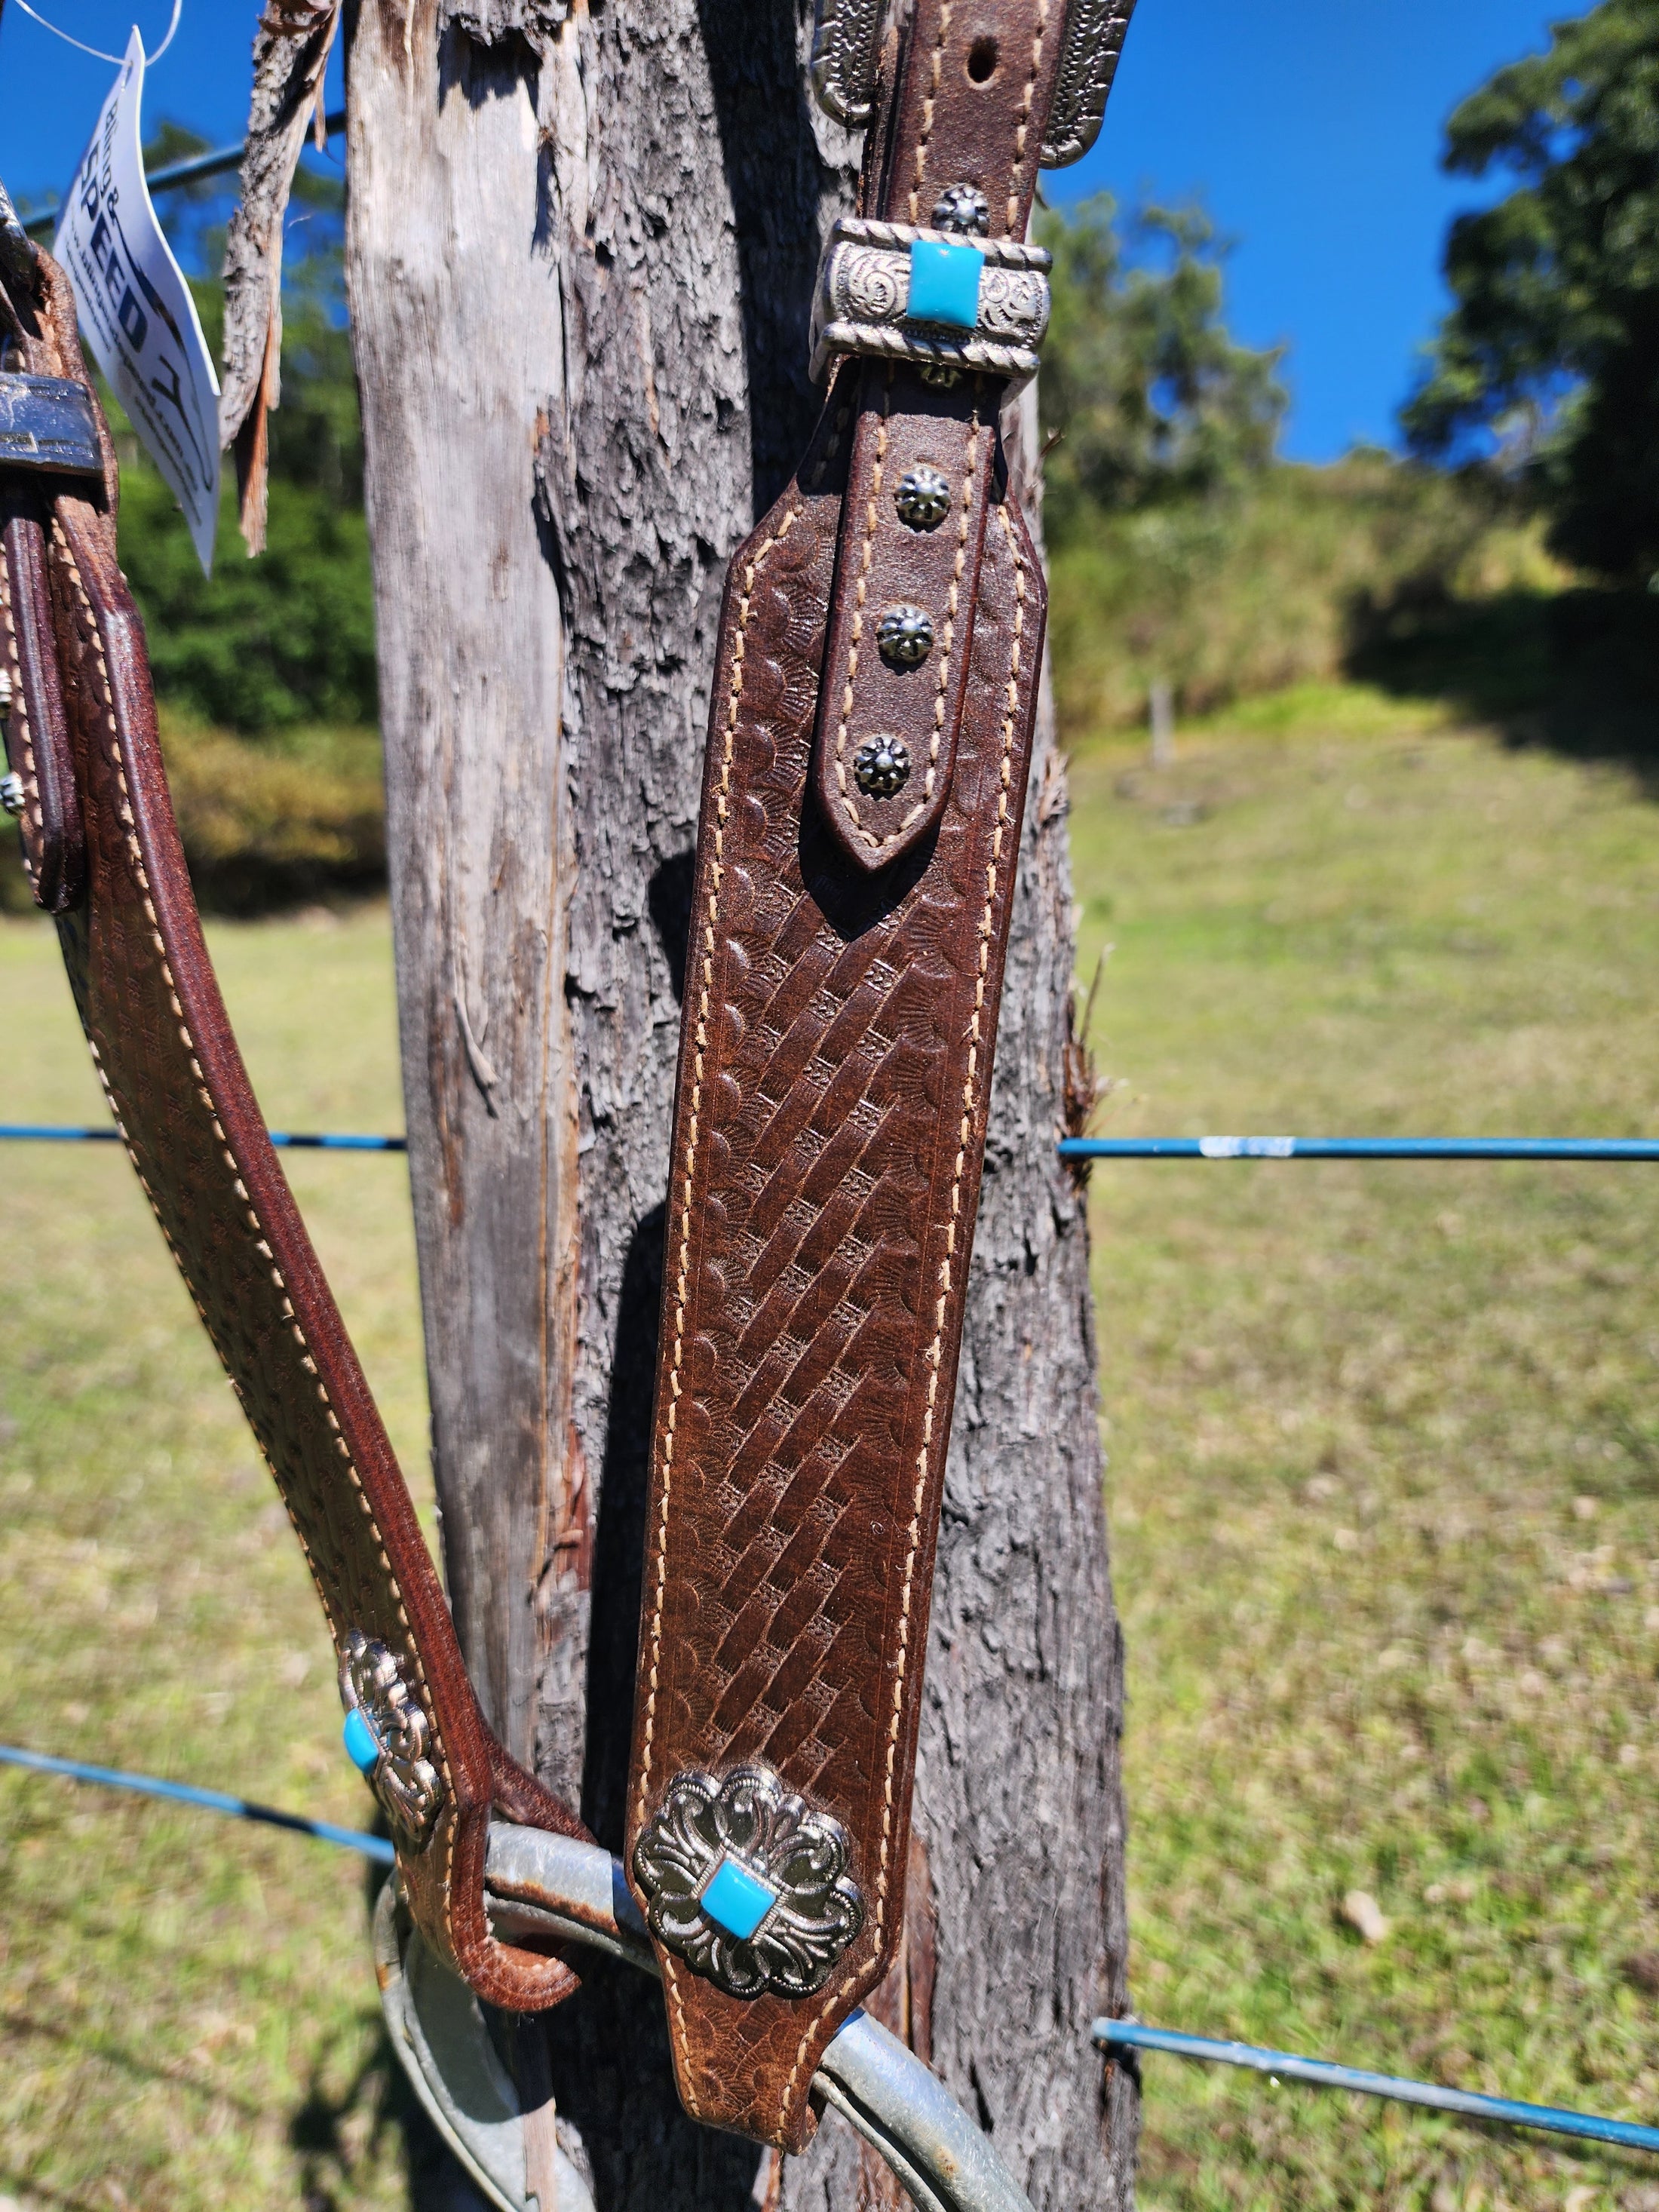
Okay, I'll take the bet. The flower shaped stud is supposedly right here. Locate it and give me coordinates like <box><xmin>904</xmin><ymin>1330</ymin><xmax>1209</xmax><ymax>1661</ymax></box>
<box><xmin>854</xmin><ymin>734</ymin><xmax>912</xmax><ymax>799</ymax></box>
<box><xmin>932</xmin><ymin>183</ymin><xmax>990</xmax><ymax>235</ymax></box>
<box><xmin>877</xmin><ymin>603</ymin><xmax>934</xmax><ymax>667</ymax></box>
<box><xmin>894</xmin><ymin>463</ymin><xmax>952</xmax><ymax>531</ymax></box>
<box><xmin>633</xmin><ymin>1765</ymin><xmax>865</xmax><ymax>1999</ymax></box>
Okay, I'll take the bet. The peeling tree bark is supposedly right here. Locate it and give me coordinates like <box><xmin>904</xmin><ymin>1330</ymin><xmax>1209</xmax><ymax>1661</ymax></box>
<box><xmin>221</xmin><ymin>0</ymin><xmax>342</xmax><ymax>552</ymax></box>
<box><xmin>342</xmin><ymin>4</ymin><xmax>1136</xmax><ymax>2204</ymax></box>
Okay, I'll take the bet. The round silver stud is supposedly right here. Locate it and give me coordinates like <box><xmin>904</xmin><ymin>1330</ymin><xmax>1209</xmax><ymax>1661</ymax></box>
<box><xmin>894</xmin><ymin>463</ymin><xmax>952</xmax><ymax>532</ymax></box>
<box><xmin>932</xmin><ymin>183</ymin><xmax>989</xmax><ymax>236</ymax></box>
<box><xmin>854</xmin><ymin>735</ymin><xmax>911</xmax><ymax>800</ymax></box>
<box><xmin>877</xmin><ymin>603</ymin><xmax>934</xmax><ymax>667</ymax></box>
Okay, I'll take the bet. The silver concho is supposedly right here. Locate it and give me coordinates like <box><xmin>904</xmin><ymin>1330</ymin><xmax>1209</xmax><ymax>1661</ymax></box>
<box><xmin>633</xmin><ymin>1765</ymin><xmax>864</xmax><ymax>1999</ymax></box>
<box><xmin>894</xmin><ymin>463</ymin><xmax>952</xmax><ymax>532</ymax></box>
<box><xmin>932</xmin><ymin>183</ymin><xmax>989</xmax><ymax>236</ymax></box>
<box><xmin>854</xmin><ymin>735</ymin><xmax>912</xmax><ymax>799</ymax></box>
<box><xmin>339</xmin><ymin>1629</ymin><xmax>444</xmax><ymax>1843</ymax></box>
<box><xmin>876</xmin><ymin>603</ymin><xmax>934</xmax><ymax>667</ymax></box>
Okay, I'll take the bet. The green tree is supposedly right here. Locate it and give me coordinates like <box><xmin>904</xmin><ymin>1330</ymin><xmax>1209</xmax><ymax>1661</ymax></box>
<box><xmin>110</xmin><ymin>127</ymin><xmax>376</xmax><ymax>732</ymax></box>
<box><xmin>1403</xmin><ymin>0</ymin><xmax>1659</xmax><ymax>586</ymax></box>
<box><xmin>1037</xmin><ymin>195</ymin><xmax>1288</xmax><ymax>720</ymax></box>
<box><xmin>1037</xmin><ymin>193</ymin><xmax>1286</xmax><ymax>544</ymax></box>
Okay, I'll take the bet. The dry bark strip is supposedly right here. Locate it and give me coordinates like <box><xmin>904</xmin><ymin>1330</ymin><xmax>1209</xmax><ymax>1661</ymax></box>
<box><xmin>219</xmin><ymin>0</ymin><xmax>341</xmax><ymax>553</ymax></box>
<box><xmin>342</xmin><ymin>3</ymin><xmax>1136</xmax><ymax>2204</ymax></box>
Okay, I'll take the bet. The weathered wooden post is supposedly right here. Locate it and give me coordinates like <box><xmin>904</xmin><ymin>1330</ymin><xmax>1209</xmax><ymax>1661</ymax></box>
<box><xmin>339</xmin><ymin>4</ymin><xmax>1136</xmax><ymax>2201</ymax></box>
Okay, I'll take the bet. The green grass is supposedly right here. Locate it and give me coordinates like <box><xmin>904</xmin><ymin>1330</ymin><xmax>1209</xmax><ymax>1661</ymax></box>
<box><xmin>1073</xmin><ymin>695</ymin><xmax>1659</xmax><ymax>2212</ymax></box>
<box><xmin>2</xmin><ymin>692</ymin><xmax>1657</xmax><ymax>2207</ymax></box>
<box><xmin>0</xmin><ymin>907</ymin><xmax>432</xmax><ymax>2210</ymax></box>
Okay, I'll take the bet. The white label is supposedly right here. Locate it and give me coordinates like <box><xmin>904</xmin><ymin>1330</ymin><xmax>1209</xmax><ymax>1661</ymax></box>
<box><xmin>54</xmin><ymin>30</ymin><xmax>221</xmax><ymax>575</ymax></box>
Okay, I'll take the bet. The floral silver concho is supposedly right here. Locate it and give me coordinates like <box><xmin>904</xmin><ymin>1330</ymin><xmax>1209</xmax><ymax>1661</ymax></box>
<box><xmin>339</xmin><ymin>1629</ymin><xmax>444</xmax><ymax>1844</ymax></box>
<box><xmin>633</xmin><ymin>1765</ymin><xmax>865</xmax><ymax>1999</ymax></box>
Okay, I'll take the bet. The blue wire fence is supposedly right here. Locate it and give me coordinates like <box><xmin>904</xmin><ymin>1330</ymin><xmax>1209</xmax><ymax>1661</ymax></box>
<box><xmin>7</xmin><ymin>1124</ymin><xmax>1658</xmax><ymax>1163</ymax></box>
<box><xmin>0</xmin><ymin>1122</ymin><xmax>408</xmax><ymax>1152</ymax></box>
<box><xmin>6</xmin><ymin>1112</ymin><xmax>1656</xmax><ymax>2155</ymax></box>
<box><xmin>1093</xmin><ymin>2020</ymin><xmax>1659</xmax><ymax>2158</ymax></box>
<box><xmin>0</xmin><ymin>1741</ymin><xmax>393</xmax><ymax>1863</ymax></box>
<box><xmin>19</xmin><ymin>111</ymin><xmax>348</xmax><ymax>239</ymax></box>
<box><xmin>1063</xmin><ymin>1136</ymin><xmax>1659</xmax><ymax>1161</ymax></box>
<box><xmin>3</xmin><ymin>1738</ymin><xmax>1654</xmax><ymax>2159</ymax></box>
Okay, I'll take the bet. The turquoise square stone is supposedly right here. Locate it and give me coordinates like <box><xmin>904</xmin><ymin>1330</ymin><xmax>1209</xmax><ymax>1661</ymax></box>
<box><xmin>907</xmin><ymin>238</ymin><xmax>984</xmax><ymax>331</ymax></box>
<box><xmin>342</xmin><ymin>1707</ymin><xmax>382</xmax><ymax>1775</ymax></box>
<box><xmin>701</xmin><ymin>1855</ymin><xmax>778</xmax><ymax>1940</ymax></box>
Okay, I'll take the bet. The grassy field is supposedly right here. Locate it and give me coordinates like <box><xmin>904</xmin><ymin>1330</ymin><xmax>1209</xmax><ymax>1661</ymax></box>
<box><xmin>2</xmin><ymin>687</ymin><xmax>1657</xmax><ymax>2208</ymax></box>
<box><xmin>0</xmin><ymin>911</ymin><xmax>434</xmax><ymax>2210</ymax></box>
<box><xmin>1073</xmin><ymin>687</ymin><xmax>1659</xmax><ymax>2212</ymax></box>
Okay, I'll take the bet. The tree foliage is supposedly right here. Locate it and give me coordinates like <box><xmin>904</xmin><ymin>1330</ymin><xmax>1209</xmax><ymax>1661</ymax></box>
<box><xmin>110</xmin><ymin>128</ymin><xmax>376</xmax><ymax>732</ymax></box>
<box><xmin>1403</xmin><ymin>0</ymin><xmax>1659</xmax><ymax>585</ymax></box>
<box><xmin>1036</xmin><ymin>194</ymin><xmax>1286</xmax><ymax>543</ymax></box>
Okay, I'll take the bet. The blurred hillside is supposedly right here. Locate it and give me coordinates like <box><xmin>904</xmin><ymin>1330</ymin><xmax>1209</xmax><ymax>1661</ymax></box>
<box><xmin>1038</xmin><ymin>190</ymin><xmax>1657</xmax><ymax>759</ymax></box>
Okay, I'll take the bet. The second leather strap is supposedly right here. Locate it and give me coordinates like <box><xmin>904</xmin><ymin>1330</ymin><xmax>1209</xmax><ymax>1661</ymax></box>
<box><xmin>625</xmin><ymin>388</ymin><xmax>1046</xmax><ymax>2146</ymax></box>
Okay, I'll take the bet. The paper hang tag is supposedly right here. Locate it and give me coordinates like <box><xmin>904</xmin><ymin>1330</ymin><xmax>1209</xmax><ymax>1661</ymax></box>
<box><xmin>54</xmin><ymin>29</ymin><xmax>221</xmax><ymax>576</ymax></box>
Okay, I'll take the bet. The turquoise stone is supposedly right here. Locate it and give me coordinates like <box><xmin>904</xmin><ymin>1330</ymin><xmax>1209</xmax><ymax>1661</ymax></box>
<box><xmin>342</xmin><ymin>1707</ymin><xmax>382</xmax><ymax>1775</ymax></box>
<box><xmin>701</xmin><ymin>1855</ymin><xmax>778</xmax><ymax>1940</ymax></box>
<box><xmin>906</xmin><ymin>238</ymin><xmax>985</xmax><ymax>331</ymax></box>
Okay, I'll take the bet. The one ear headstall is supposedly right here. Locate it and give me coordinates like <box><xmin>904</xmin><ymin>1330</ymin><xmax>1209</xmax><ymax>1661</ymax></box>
<box><xmin>0</xmin><ymin>187</ymin><xmax>591</xmax><ymax>2021</ymax></box>
<box><xmin>624</xmin><ymin>0</ymin><xmax>1136</xmax><ymax>2150</ymax></box>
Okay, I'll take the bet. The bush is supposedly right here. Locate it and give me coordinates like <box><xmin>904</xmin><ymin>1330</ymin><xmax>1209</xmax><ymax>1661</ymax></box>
<box><xmin>1047</xmin><ymin>452</ymin><xmax>1561</xmax><ymax>739</ymax></box>
<box><xmin>1</xmin><ymin>714</ymin><xmax>385</xmax><ymax>918</ymax></box>
<box><xmin>115</xmin><ymin>468</ymin><xmax>378</xmax><ymax>735</ymax></box>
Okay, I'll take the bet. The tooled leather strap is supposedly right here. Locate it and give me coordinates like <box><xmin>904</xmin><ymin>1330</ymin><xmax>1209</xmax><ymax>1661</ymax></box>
<box><xmin>624</xmin><ymin>0</ymin><xmax>1118</xmax><ymax>2149</ymax></box>
<box><xmin>0</xmin><ymin>219</ymin><xmax>588</xmax><ymax>2015</ymax></box>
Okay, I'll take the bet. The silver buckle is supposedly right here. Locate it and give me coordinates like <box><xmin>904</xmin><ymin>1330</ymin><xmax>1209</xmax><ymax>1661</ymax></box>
<box><xmin>808</xmin><ymin>0</ymin><xmax>1138</xmax><ymax>167</ymax></box>
<box><xmin>0</xmin><ymin>373</ymin><xmax>103</xmax><ymax>481</ymax></box>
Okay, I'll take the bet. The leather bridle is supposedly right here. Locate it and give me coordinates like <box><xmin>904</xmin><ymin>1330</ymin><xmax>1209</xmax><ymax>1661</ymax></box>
<box><xmin>0</xmin><ymin>0</ymin><xmax>1134</xmax><ymax>2190</ymax></box>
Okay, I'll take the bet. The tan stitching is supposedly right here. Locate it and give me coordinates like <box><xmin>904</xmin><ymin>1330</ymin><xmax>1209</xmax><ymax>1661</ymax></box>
<box><xmin>0</xmin><ymin>551</ymin><xmax>44</xmax><ymax>866</ymax></box>
<box><xmin>831</xmin><ymin>381</ymin><xmax>897</xmax><ymax>851</ymax></box>
<box><xmin>662</xmin><ymin>1961</ymin><xmax>704</xmax><ymax>2120</ymax></box>
<box><xmin>910</xmin><ymin>0</ymin><xmax>1050</xmax><ymax>234</ymax></box>
<box><xmin>907</xmin><ymin>0</ymin><xmax>955</xmax><ymax>221</ymax></box>
<box><xmin>635</xmin><ymin>503</ymin><xmax>804</xmax><ymax>1826</ymax></box>
<box><xmin>51</xmin><ymin>517</ymin><xmax>462</xmax><ymax>1933</ymax></box>
<box><xmin>835</xmin><ymin>403</ymin><xmax>981</xmax><ymax>859</ymax></box>
<box><xmin>779</xmin><ymin>499</ymin><xmax>1029</xmax><ymax>2132</ymax></box>
<box><xmin>1007</xmin><ymin>0</ymin><xmax>1050</xmax><ymax>233</ymax></box>
<box><xmin>922</xmin><ymin>410</ymin><xmax>980</xmax><ymax>794</ymax></box>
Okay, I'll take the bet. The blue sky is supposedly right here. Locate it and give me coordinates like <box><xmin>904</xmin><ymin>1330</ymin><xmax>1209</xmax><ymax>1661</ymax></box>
<box><xmin>0</xmin><ymin>0</ymin><xmax>1571</xmax><ymax>462</ymax></box>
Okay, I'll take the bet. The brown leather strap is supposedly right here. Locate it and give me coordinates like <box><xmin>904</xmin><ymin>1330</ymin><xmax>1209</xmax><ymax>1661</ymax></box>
<box><xmin>0</xmin><ymin>233</ymin><xmax>588</xmax><ymax>2014</ymax></box>
<box><xmin>812</xmin><ymin>0</ymin><xmax>1067</xmax><ymax>873</ymax></box>
<box><xmin>1</xmin><ymin>482</ymin><xmax>83</xmax><ymax>912</ymax></box>
<box><xmin>624</xmin><ymin>0</ymin><xmax>1075</xmax><ymax>2146</ymax></box>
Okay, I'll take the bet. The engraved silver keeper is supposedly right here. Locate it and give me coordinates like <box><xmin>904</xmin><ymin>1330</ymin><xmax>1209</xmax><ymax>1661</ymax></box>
<box><xmin>808</xmin><ymin>216</ymin><xmax>1053</xmax><ymax>384</ymax></box>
